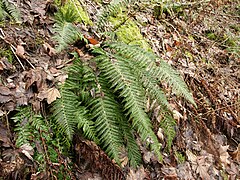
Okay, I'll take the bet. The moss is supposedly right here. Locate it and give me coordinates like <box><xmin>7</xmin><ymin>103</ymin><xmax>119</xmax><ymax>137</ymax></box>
<box><xmin>175</xmin><ymin>151</ymin><xmax>185</xmax><ymax>164</ymax></box>
<box><xmin>35</xmin><ymin>35</ymin><xmax>45</xmax><ymax>47</ymax></box>
<box><xmin>206</xmin><ymin>32</ymin><xmax>217</xmax><ymax>40</ymax></box>
<box><xmin>185</xmin><ymin>51</ymin><xmax>193</xmax><ymax>62</ymax></box>
<box><xmin>109</xmin><ymin>12</ymin><xmax>151</xmax><ymax>51</ymax></box>
<box><xmin>0</xmin><ymin>48</ymin><xmax>14</xmax><ymax>63</ymax></box>
<box><xmin>230</xmin><ymin>24</ymin><xmax>240</xmax><ymax>32</ymax></box>
<box><xmin>205</xmin><ymin>31</ymin><xmax>237</xmax><ymax>48</ymax></box>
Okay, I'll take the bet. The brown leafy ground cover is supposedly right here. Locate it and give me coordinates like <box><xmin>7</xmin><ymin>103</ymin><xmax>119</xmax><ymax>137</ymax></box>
<box><xmin>0</xmin><ymin>0</ymin><xmax>239</xmax><ymax>179</ymax></box>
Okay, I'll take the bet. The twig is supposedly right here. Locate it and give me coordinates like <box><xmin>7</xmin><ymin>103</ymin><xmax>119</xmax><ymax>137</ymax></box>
<box><xmin>0</xmin><ymin>28</ymin><xmax>35</xmax><ymax>70</ymax></box>
<box><xmin>24</xmin><ymin>58</ymin><xmax>35</xmax><ymax>69</ymax></box>
<box><xmin>10</xmin><ymin>45</ymin><xmax>26</xmax><ymax>70</ymax></box>
<box><xmin>0</xmin><ymin>28</ymin><xmax>25</xmax><ymax>70</ymax></box>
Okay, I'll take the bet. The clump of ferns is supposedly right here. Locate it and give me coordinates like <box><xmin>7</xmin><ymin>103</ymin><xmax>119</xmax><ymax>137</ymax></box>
<box><xmin>0</xmin><ymin>0</ymin><xmax>21</xmax><ymax>22</ymax></box>
<box><xmin>51</xmin><ymin>46</ymin><xmax>196</xmax><ymax>166</ymax></box>
<box><xmin>12</xmin><ymin>106</ymin><xmax>72</xmax><ymax>178</ymax></box>
<box><xmin>52</xmin><ymin>6</ymin><xmax>195</xmax><ymax>167</ymax></box>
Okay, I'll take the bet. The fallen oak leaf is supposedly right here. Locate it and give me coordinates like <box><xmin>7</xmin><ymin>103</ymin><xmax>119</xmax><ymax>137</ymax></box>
<box><xmin>46</xmin><ymin>87</ymin><xmax>61</xmax><ymax>104</ymax></box>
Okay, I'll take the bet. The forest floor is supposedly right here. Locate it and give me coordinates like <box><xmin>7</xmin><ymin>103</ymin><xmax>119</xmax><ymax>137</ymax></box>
<box><xmin>0</xmin><ymin>0</ymin><xmax>239</xmax><ymax>179</ymax></box>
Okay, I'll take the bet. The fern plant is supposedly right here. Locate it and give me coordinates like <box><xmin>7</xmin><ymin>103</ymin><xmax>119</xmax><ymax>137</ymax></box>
<box><xmin>12</xmin><ymin>106</ymin><xmax>72</xmax><ymax>179</ymax></box>
<box><xmin>53</xmin><ymin>7</ymin><xmax>86</xmax><ymax>52</ymax></box>
<box><xmin>51</xmin><ymin>45</ymin><xmax>195</xmax><ymax>167</ymax></box>
<box><xmin>0</xmin><ymin>0</ymin><xmax>21</xmax><ymax>22</ymax></box>
<box><xmin>51</xmin><ymin>2</ymin><xmax>196</xmax><ymax>167</ymax></box>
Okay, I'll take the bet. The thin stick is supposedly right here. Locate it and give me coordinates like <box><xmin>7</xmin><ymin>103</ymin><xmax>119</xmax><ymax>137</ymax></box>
<box><xmin>0</xmin><ymin>28</ymin><xmax>35</xmax><ymax>70</ymax></box>
<box><xmin>10</xmin><ymin>45</ymin><xmax>26</xmax><ymax>70</ymax></box>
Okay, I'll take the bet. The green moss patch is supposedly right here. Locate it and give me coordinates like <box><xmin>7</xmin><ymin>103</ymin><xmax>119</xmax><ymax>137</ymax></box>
<box><xmin>109</xmin><ymin>11</ymin><xmax>151</xmax><ymax>51</ymax></box>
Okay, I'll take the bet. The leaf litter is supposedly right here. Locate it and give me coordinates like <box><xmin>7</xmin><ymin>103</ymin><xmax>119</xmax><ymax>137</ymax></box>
<box><xmin>0</xmin><ymin>0</ymin><xmax>239</xmax><ymax>179</ymax></box>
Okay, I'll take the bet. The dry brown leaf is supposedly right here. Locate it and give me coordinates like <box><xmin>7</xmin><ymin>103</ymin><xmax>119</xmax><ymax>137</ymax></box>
<box><xmin>16</xmin><ymin>45</ymin><xmax>25</xmax><ymax>59</ymax></box>
<box><xmin>0</xmin><ymin>86</ymin><xmax>12</xmax><ymax>96</ymax></box>
<box><xmin>25</xmin><ymin>68</ymin><xmax>47</xmax><ymax>91</ymax></box>
<box><xmin>0</xmin><ymin>121</ymin><xmax>12</xmax><ymax>147</ymax></box>
<box><xmin>173</xmin><ymin>109</ymin><xmax>183</xmax><ymax>122</ymax></box>
<box><xmin>143</xmin><ymin>151</ymin><xmax>154</xmax><ymax>164</ymax></box>
<box><xmin>43</xmin><ymin>42</ymin><xmax>56</xmax><ymax>56</ymax></box>
<box><xmin>176</xmin><ymin>162</ymin><xmax>194</xmax><ymax>180</ymax></box>
<box><xmin>157</xmin><ymin>127</ymin><xmax>164</xmax><ymax>141</ymax></box>
<box><xmin>46</xmin><ymin>87</ymin><xmax>61</xmax><ymax>104</ymax></box>
<box><xmin>56</xmin><ymin>74</ymin><xmax>68</xmax><ymax>84</ymax></box>
<box><xmin>226</xmin><ymin>162</ymin><xmax>239</xmax><ymax>179</ymax></box>
<box><xmin>231</xmin><ymin>144</ymin><xmax>240</xmax><ymax>162</ymax></box>
<box><xmin>0</xmin><ymin>94</ymin><xmax>13</xmax><ymax>103</ymax></box>
<box><xmin>127</xmin><ymin>166</ymin><xmax>149</xmax><ymax>180</ymax></box>
<box><xmin>49</xmin><ymin>67</ymin><xmax>61</xmax><ymax>76</ymax></box>
<box><xmin>196</xmin><ymin>156</ymin><xmax>211</xmax><ymax>180</ymax></box>
<box><xmin>186</xmin><ymin>150</ymin><xmax>197</xmax><ymax>163</ymax></box>
<box><xmin>0</xmin><ymin>61</ymin><xmax>3</xmax><ymax>71</ymax></box>
<box><xmin>20</xmin><ymin>144</ymin><xmax>34</xmax><ymax>161</ymax></box>
<box><xmin>219</xmin><ymin>145</ymin><xmax>230</xmax><ymax>165</ymax></box>
<box><xmin>3</xmin><ymin>101</ymin><xmax>15</xmax><ymax>111</ymax></box>
<box><xmin>37</xmin><ymin>89</ymin><xmax>48</xmax><ymax>101</ymax></box>
<box><xmin>161</xmin><ymin>167</ymin><xmax>177</xmax><ymax>178</ymax></box>
<box><xmin>0</xmin><ymin>109</ymin><xmax>5</xmax><ymax>116</ymax></box>
<box><xmin>0</xmin><ymin>57</ymin><xmax>13</xmax><ymax>71</ymax></box>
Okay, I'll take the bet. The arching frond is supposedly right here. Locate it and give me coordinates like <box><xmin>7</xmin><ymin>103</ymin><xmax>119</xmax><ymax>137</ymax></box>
<box><xmin>51</xmin><ymin>89</ymin><xmax>80</xmax><ymax>140</ymax></box>
<box><xmin>53</xmin><ymin>8</ymin><xmax>85</xmax><ymax>52</ymax></box>
<box><xmin>106</xmin><ymin>42</ymin><xmax>196</xmax><ymax>106</ymax></box>
<box><xmin>0</xmin><ymin>0</ymin><xmax>21</xmax><ymax>22</ymax></box>
<box><xmin>94</xmin><ymin>53</ymin><xmax>162</xmax><ymax>160</ymax></box>
<box><xmin>89</xmin><ymin>77</ymin><xmax>124</xmax><ymax>164</ymax></box>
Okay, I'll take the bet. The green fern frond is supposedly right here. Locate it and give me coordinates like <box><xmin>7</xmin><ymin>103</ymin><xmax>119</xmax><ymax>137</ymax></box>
<box><xmin>156</xmin><ymin>60</ymin><xmax>196</xmax><ymax>105</ymax></box>
<box><xmin>118</xmin><ymin>117</ymin><xmax>142</xmax><ymax>167</ymax></box>
<box><xmin>12</xmin><ymin>106</ymin><xmax>72</xmax><ymax>178</ymax></box>
<box><xmin>0</xmin><ymin>2</ymin><xmax>4</xmax><ymax>20</ymax></box>
<box><xmin>94</xmin><ymin>53</ymin><xmax>162</xmax><ymax>160</ymax></box>
<box><xmin>51</xmin><ymin>40</ymin><xmax>195</xmax><ymax>166</ymax></box>
<box><xmin>76</xmin><ymin>106</ymin><xmax>98</xmax><ymax>142</ymax></box>
<box><xmin>52</xmin><ymin>58</ymin><xmax>98</xmax><ymax>143</ymax></box>
<box><xmin>106</xmin><ymin>42</ymin><xmax>196</xmax><ymax>106</ymax></box>
<box><xmin>53</xmin><ymin>8</ymin><xmax>85</xmax><ymax>52</ymax></box>
<box><xmin>12</xmin><ymin>107</ymin><xmax>35</xmax><ymax>147</ymax></box>
<box><xmin>0</xmin><ymin>0</ymin><xmax>21</xmax><ymax>22</ymax></box>
<box><xmin>51</xmin><ymin>89</ymin><xmax>80</xmax><ymax>140</ymax></box>
<box><xmin>114</xmin><ymin>53</ymin><xmax>170</xmax><ymax>108</ymax></box>
<box><xmin>89</xmin><ymin>77</ymin><xmax>124</xmax><ymax>164</ymax></box>
<box><xmin>159</xmin><ymin>114</ymin><xmax>176</xmax><ymax>151</ymax></box>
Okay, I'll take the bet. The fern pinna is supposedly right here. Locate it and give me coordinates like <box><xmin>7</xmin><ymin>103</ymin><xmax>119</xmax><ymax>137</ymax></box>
<box><xmin>51</xmin><ymin>41</ymin><xmax>195</xmax><ymax>167</ymax></box>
